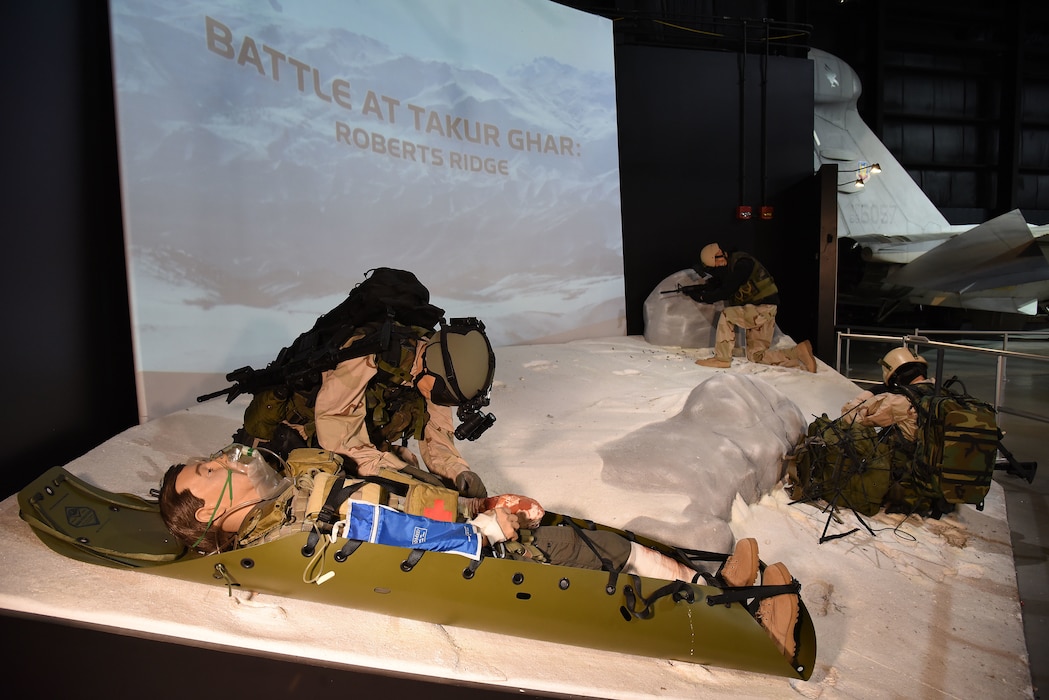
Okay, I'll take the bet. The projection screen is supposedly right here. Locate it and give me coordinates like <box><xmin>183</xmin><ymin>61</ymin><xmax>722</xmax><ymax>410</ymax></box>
<box><xmin>108</xmin><ymin>0</ymin><xmax>623</xmax><ymax>422</ymax></box>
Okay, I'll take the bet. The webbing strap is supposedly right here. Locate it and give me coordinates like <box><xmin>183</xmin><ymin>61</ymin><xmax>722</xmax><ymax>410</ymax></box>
<box><xmin>563</xmin><ymin>517</ymin><xmax>623</xmax><ymax>594</ymax></box>
<box><xmin>705</xmin><ymin>580</ymin><xmax>799</xmax><ymax>607</ymax></box>
<box><xmin>462</xmin><ymin>557</ymin><xmax>484</xmax><ymax>579</ymax></box>
<box><xmin>359</xmin><ymin>473</ymin><xmax>411</xmax><ymax>497</ymax></box>
<box><xmin>621</xmin><ymin>576</ymin><xmax>696</xmax><ymax>619</ymax></box>
<box><xmin>334</xmin><ymin>538</ymin><xmax>363</xmax><ymax>562</ymax></box>
<box><xmin>674</xmin><ymin>546</ymin><xmax>728</xmax><ymax>568</ymax></box>
<box><xmin>317</xmin><ymin>480</ymin><xmax>367</xmax><ymax>530</ymax></box>
<box><xmin>302</xmin><ymin>479</ymin><xmax>368</xmax><ymax>557</ymax></box>
<box><xmin>400</xmin><ymin>549</ymin><xmax>425</xmax><ymax>572</ymax></box>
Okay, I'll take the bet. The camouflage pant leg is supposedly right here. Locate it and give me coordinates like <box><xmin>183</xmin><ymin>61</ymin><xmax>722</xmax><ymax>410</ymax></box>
<box><xmin>720</xmin><ymin>304</ymin><xmax>775</xmax><ymax>363</ymax></box>
<box><xmin>518</xmin><ymin>526</ymin><xmax>631</xmax><ymax>571</ymax></box>
<box><xmin>713</xmin><ymin>308</ymin><xmax>740</xmax><ymax>361</ymax></box>
<box><xmin>725</xmin><ymin>304</ymin><xmax>802</xmax><ymax>368</ymax></box>
<box><xmin>759</xmin><ymin>346</ymin><xmax>804</xmax><ymax>368</ymax></box>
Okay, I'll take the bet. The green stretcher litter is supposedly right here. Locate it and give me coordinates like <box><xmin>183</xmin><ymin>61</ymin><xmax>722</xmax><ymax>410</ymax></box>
<box><xmin>18</xmin><ymin>465</ymin><xmax>816</xmax><ymax>680</ymax></box>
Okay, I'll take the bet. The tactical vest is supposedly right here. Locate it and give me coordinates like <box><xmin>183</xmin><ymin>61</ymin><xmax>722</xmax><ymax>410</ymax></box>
<box><xmin>234</xmin><ymin>483</ymin><xmax>300</xmax><ymax>549</ymax></box>
<box><xmin>232</xmin><ymin>448</ymin><xmax>462</xmax><ymax>550</ymax></box>
<box><xmin>727</xmin><ymin>252</ymin><xmax>778</xmax><ymax>306</ymax></box>
<box><xmin>364</xmin><ymin>336</ymin><xmax>431</xmax><ymax>450</ymax></box>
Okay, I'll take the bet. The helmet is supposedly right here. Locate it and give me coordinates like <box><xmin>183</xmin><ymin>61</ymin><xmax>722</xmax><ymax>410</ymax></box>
<box><xmin>421</xmin><ymin>318</ymin><xmax>496</xmax><ymax>407</ymax></box>
<box><xmin>700</xmin><ymin>243</ymin><xmax>723</xmax><ymax>268</ymax></box>
<box><xmin>879</xmin><ymin>346</ymin><xmax>927</xmax><ymax>385</ymax></box>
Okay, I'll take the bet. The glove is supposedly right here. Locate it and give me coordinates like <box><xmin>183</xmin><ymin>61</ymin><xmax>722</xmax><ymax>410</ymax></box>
<box><xmin>454</xmin><ymin>470</ymin><xmax>488</xmax><ymax>498</ymax></box>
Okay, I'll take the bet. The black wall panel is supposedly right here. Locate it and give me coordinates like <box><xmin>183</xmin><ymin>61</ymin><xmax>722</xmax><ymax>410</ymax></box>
<box><xmin>615</xmin><ymin>44</ymin><xmax>818</xmax><ymax>343</ymax></box>
<box><xmin>1</xmin><ymin>1</ymin><xmax>138</xmax><ymax>499</ymax></box>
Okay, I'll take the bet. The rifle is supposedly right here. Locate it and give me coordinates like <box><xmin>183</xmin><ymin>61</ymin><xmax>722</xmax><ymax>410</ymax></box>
<box><xmin>659</xmin><ymin>270</ymin><xmax>712</xmax><ymax>297</ymax></box>
<box><xmin>660</xmin><ymin>283</ymin><xmax>707</xmax><ymax>297</ymax></box>
<box><xmin>195</xmin><ymin>344</ymin><xmax>345</xmax><ymax>404</ymax></box>
<box><xmin>196</xmin><ymin>321</ymin><xmax>419</xmax><ymax>404</ymax></box>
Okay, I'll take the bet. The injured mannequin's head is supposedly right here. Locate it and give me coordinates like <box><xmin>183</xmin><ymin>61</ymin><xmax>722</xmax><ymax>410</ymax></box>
<box><xmin>159</xmin><ymin>445</ymin><xmax>290</xmax><ymax>553</ymax></box>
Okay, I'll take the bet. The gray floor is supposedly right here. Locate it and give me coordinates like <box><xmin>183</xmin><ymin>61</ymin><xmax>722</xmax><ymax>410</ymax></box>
<box><xmin>840</xmin><ymin>336</ymin><xmax>1048</xmax><ymax>698</ymax></box>
<box><xmin>1000</xmin><ymin>413</ymin><xmax>1047</xmax><ymax>700</ymax></box>
<box><xmin>932</xmin><ymin>340</ymin><xmax>1046</xmax><ymax>699</ymax></box>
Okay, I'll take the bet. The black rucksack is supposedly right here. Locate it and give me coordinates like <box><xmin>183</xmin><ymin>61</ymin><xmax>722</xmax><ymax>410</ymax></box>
<box><xmin>302</xmin><ymin>267</ymin><xmax>446</xmax><ymax>358</ymax></box>
<box><xmin>198</xmin><ymin>267</ymin><xmax>445</xmax><ymax>405</ymax></box>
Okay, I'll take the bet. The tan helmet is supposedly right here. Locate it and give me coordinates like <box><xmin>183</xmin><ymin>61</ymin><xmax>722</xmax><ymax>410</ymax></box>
<box><xmin>700</xmin><ymin>243</ymin><xmax>724</xmax><ymax>268</ymax></box>
<box><xmin>879</xmin><ymin>346</ymin><xmax>927</xmax><ymax>384</ymax></box>
<box><xmin>421</xmin><ymin>318</ymin><xmax>496</xmax><ymax>407</ymax></box>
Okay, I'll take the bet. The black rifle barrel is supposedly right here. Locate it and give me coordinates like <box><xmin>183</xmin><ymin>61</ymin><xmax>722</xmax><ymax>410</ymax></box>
<box><xmin>196</xmin><ymin>386</ymin><xmax>235</xmax><ymax>403</ymax></box>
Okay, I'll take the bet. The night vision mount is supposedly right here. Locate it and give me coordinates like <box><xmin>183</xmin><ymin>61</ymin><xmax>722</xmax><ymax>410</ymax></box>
<box><xmin>455</xmin><ymin>398</ymin><xmax>496</xmax><ymax>441</ymax></box>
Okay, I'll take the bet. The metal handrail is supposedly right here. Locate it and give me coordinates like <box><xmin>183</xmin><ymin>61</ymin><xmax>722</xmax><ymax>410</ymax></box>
<box><xmin>835</xmin><ymin>330</ymin><xmax>1049</xmax><ymax>424</ymax></box>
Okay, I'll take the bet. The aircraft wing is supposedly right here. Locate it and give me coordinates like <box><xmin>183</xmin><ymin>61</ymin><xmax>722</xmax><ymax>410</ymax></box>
<box><xmin>845</xmin><ymin>232</ymin><xmax>956</xmax><ymax>265</ymax></box>
<box><xmin>885</xmin><ymin>210</ymin><xmax>1049</xmax><ymax>293</ymax></box>
<box><xmin>840</xmin><ymin>210</ymin><xmax>1049</xmax><ymax>317</ymax></box>
<box><xmin>812</xmin><ymin>47</ymin><xmax>1049</xmax><ymax>319</ymax></box>
<box><xmin>900</xmin><ymin>284</ymin><xmax>1046</xmax><ymax>316</ymax></box>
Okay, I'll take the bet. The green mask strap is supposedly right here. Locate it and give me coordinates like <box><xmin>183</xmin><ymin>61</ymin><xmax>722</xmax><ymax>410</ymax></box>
<box><xmin>191</xmin><ymin>468</ymin><xmax>234</xmax><ymax>549</ymax></box>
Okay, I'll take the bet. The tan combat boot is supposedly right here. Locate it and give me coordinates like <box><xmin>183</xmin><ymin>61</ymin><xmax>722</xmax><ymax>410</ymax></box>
<box><xmin>720</xmin><ymin>537</ymin><xmax>759</xmax><ymax>587</ymax></box>
<box><xmin>757</xmin><ymin>562</ymin><xmax>799</xmax><ymax>660</ymax></box>
<box><xmin>795</xmin><ymin>340</ymin><xmax>817</xmax><ymax>373</ymax></box>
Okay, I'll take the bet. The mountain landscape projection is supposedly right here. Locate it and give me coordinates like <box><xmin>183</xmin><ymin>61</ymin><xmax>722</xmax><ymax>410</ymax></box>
<box><xmin>109</xmin><ymin>0</ymin><xmax>622</xmax><ymax>417</ymax></box>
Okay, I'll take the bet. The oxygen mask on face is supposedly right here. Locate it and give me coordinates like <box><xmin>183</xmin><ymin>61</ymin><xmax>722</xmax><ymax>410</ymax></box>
<box><xmin>211</xmin><ymin>443</ymin><xmax>291</xmax><ymax>500</ymax></box>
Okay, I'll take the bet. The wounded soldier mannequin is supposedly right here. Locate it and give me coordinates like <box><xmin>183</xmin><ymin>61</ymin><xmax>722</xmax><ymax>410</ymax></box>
<box><xmin>836</xmin><ymin>346</ymin><xmax>959</xmax><ymax>517</ymax></box>
<box><xmin>158</xmin><ymin>445</ymin><xmax>800</xmax><ymax>661</ymax></box>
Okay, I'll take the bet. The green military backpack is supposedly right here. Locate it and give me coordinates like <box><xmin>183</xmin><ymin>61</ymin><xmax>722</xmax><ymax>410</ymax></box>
<box><xmin>786</xmin><ymin>414</ymin><xmax>896</xmax><ymax>519</ymax></box>
<box><xmin>902</xmin><ymin>379</ymin><xmax>1000</xmax><ymax>510</ymax></box>
<box><xmin>786</xmin><ymin>412</ymin><xmax>943</xmax><ymax>542</ymax></box>
<box><xmin>789</xmin><ymin>379</ymin><xmax>1004</xmax><ymax>542</ymax></box>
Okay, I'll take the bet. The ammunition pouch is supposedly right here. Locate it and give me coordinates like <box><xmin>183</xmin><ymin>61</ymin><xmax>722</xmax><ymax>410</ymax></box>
<box><xmin>286</xmin><ymin>448</ymin><xmax>343</xmax><ymax>482</ymax></box>
<box><xmin>375</xmin><ymin>467</ymin><xmax>459</xmax><ymax>522</ymax></box>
